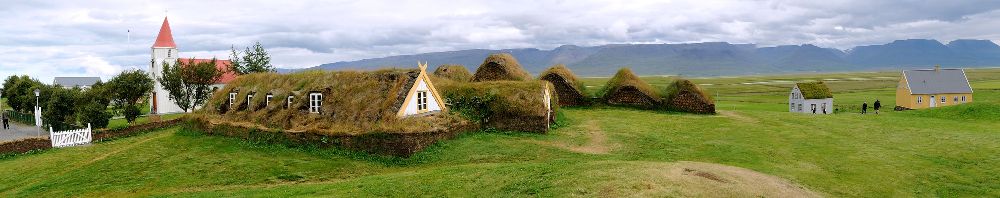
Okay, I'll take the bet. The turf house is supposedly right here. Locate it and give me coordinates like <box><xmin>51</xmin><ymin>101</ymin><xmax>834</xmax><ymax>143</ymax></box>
<box><xmin>539</xmin><ymin>64</ymin><xmax>590</xmax><ymax>106</ymax></box>
<box><xmin>789</xmin><ymin>81</ymin><xmax>834</xmax><ymax>114</ymax></box>
<box><xmin>433</xmin><ymin>64</ymin><xmax>472</xmax><ymax>82</ymax></box>
<box><xmin>189</xmin><ymin>62</ymin><xmax>473</xmax><ymax>157</ymax></box>
<box><xmin>470</xmin><ymin>53</ymin><xmax>532</xmax><ymax>82</ymax></box>
<box><xmin>600</xmin><ymin>68</ymin><xmax>661</xmax><ymax>108</ymax></box>
<box><xmin>663</xmin><ymin>79</ymin><xmax>716</xmax><ymax>114</ymax></box>
<box><xmin>438</xmin><ymin>80</ymin><xmax>558</xmax><ymax>133</ymax></box>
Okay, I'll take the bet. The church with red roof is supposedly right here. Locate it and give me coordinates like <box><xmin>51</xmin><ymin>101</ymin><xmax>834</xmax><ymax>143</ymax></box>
<box><xmin>150</xmin><ymin>17</ymin><xmax>238</xmax><ymax>114</ymax></box>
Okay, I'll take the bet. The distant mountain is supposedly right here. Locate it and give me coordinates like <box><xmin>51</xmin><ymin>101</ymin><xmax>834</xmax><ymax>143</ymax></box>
<box><xmin>286</xmin><ymin>39</ymin><xmax>1000</xmax><ymax>76</ymax></box>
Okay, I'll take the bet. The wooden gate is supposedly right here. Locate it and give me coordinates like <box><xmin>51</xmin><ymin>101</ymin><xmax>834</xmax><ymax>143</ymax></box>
<box><xmin>50</xmin><ymin>123</ymin><xmax>92</xmax><ymax>148</ymax></box>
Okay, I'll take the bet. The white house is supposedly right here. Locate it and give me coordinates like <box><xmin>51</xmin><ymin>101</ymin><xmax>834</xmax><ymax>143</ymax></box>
<box><xmin>53</xmin><ymin>77</ymin><xmax>101</xmax><ymax>89</ymax></box>
<box><xmin>149</xmin><ymin>17</ymin><xmax>237</xmax><ymax>114</ymax></box>
<box><xmin>789</xmin><ymin>81</ymin><xmax>834</xmax><ymax>114</ymax></box>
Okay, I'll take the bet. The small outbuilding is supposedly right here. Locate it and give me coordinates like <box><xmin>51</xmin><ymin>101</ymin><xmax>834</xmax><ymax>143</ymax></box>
<box><xmin>471</xmin><ymin>53</ymin><xmax>532</xmax><ymax>82</ymax></box>
<box><xmin>789</xmin><ymin>81</ymin><xmax>833</xmax><ymax>114</ymax></box>
<box><xmin>433</xmin><ymin>64</ymin><xmax>472</xmax><ymax>82</ymax></box>
<box><xmin>896</xmin><ymin>66</ymin><xmax>973</xmax><ymax>110</ymax></box>
<box><xmin>601</xmin><ymin>68</ymin><xmax>661</xmax><ymax>108</ymax></box>
<box><xmin>664</xmin><ymin>79</ymin><xmax>715</xmax><ymax>114</ymax></box>
<box><xmin>538</xmin><ymin>64</ymin><xmax>589</xmax><ymax>106</ymax></box>
<box><xmin>438</xmin><ymin>80</ymin><xmax>557</xmax><ymax>133</ymax></box>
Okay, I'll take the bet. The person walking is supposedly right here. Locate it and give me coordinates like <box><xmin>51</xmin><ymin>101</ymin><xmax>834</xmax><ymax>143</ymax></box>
<box><xmin>2</xmin><ymin>113</ymin><xmax>8</xmax><ymax>130</ymax></box>
<box><xmin>873</xmin><ymin>99</ymin><xmax>882</xmax><ymax>114</ymax></box>
<box><xmin>861</xmin><ymin>102</ymin><xmax>868</xmax><ymax>114</ymax></box>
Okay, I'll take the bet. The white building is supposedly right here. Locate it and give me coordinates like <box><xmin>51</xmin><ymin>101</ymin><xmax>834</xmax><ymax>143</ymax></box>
<box><xmin>789</xmin><ymin>81</ymin><xmax>834</xmax><ymax>114</ymax></box>
<box><xmin>149</xmin><ymin>17</ymin><xmax>236</xmax><ymax>114</ymax></box>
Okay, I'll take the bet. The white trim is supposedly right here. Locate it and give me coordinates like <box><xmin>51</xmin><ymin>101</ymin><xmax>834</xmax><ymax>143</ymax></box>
<box><xmin>266</xmin><ymin>94</ymin><xmax>273</xmax><ymax>107</ymax></box>
<box><xmin>961</xmin><ymin>69</ymin><xmax>973</xmax><ymax>93</ymax></box>
<box><xmin>901</xmin><ymin>71</ymin><xmax>913</xmax><ymax>95</ymax></box>
<box><xmin>308</xmin><ymin>93</ymin><xmax>322</xmax><ymax>113</ymax></box>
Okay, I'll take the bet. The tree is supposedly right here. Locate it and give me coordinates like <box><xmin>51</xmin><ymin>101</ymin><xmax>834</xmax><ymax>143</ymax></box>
<box><xmin>229</xmin><ymin>41</ymin><xmax>274</xmax><ymax>75</ymax></box>
<box><xmin>76</xmin><ymin>81</ymin><xmax>112</xmax><ymax>128</ymax></box>
<box><xmin>108</xmin><ymin>69</ymin><xmax>154</xmax><ymax>123</ymax></box>
<box><xmin>42</xmin><ymin>86</ymin><xmax>81</xmax><ymax>131</ymax></box>
<box><xmin>2</xmin><ymin>75</ymin><xmax>43</xmax><ymax>113</ymax></box>
<box><xmin>157</xmin><ymin>58</ymin><xmax>223</xmax><ymax>112</ymax></box>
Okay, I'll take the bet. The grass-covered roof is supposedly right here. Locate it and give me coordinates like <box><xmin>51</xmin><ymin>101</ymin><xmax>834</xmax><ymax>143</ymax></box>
<box><xmin>433</xmin><ymin>64</ymin><xmax>472</xmax><ymax>82</ymax></box>
<box><xmin>796</xmin><ymin>81</ymin><xmax>833</xmax><ymax>99</ymax></box>
<box><xmin>665</xmin><ymin>78</ymin><xmax>713</xmax><ymax>103</ymax></box>
<box><xmin>197</xmin><ymin>69</ymin><xmax>459</xmax><ymax>135</ymax></box>
<box><xmin>600</xmin><ymin>68</ymin><xmax>660</xmax><ymax>99</ymax></box>
<box><xmin>471</xmin><ymin>53</ymin><xmax>532</xmax><ymax>82</ymax></box>
<box><xmin>438</xmin><ymin>80</ymin><xmax>557</xmax><ymax>118</ymax></box>
<box><xmin>538</xmin><ymin>64</ymin><xmax>583</xmax><ymax>90</ymax></box>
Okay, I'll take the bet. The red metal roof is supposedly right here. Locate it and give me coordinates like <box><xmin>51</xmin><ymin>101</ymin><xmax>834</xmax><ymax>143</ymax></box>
<box><xmin>152</xmin><ymin>17</ymin><xmax>177</xmax><ymax>48</ymax></box>
<box><xmin>177</xmin><ymin>58</ymin><xmax>237</xmax><ymax>84</ymax></box>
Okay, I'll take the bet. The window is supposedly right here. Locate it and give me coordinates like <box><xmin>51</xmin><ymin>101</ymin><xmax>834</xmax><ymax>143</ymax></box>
<box><xmin>917</xmin><ymin>96</ymin><xmax>923</xmax><ymax>104</ymax></box>
<box><xmin>266</xmin><ymin>94</ymin><xmax>273</xmax><ymax>107</ymax></box>
<box><xmin>416</xmin><ymin>91</ymin><xmax>428</xmax><ymax>111</ymax></box>
<box><xmin>229</xmin><ymin>92</ymin><xmax>237</xmax><ymax>107</ymax></box>
<box><xmin>954</xmin><ymin>96</ymin><xmax>958</xmax><ymax>103</ymax></box>
<box><xmin>286</xmin><ymin>96</ymin><xmax>294</xmax><ymax>109</ymax></box>
<box><xmin>790</xmin><ymin>103</ymin><xmax>795</xmax><ymax>111</ymax></box>
<box><xmin>941</xmin><ymin>96</ymin><xmax>947</xmax><ymax>103</ymax></box>
<box><xmin>167</xmin><ymin>49</ymin><xmax>172</xmax><ymax>57</ymax></box>
<box><xmin>962</xmin><ymin>96</ymin><xmax>967</xmax><ymax>102</ymax></box>
<box><xmin>309</xmin><ymin>93</ymin><xmax>322</xmax><ymax>113</ymax></box>
<box><xmin>247</xmin><ymin>93</ymin><xmax>253</xmax><ymax>109</ymax></box>
<box><xmin>798</xmin><ymin>104</ymin><xmax>803</xmax><ymax>111</ymax></box>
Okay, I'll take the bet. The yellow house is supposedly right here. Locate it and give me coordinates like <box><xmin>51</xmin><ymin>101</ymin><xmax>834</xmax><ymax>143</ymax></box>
<box><xmin>896</xmin><ymin>66</ymin><xmax>973</xmax><ymax>110</ymax></box>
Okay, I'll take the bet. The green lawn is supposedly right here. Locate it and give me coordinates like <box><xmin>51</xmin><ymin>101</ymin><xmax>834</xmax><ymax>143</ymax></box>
<box><xmin>2</xmin><ymin>69</ymin><xmax>1000</xmax><ymax>197</ymax></box>
<box><xmin>106</xmin><ymin>113</ymin><xmax>186</xmax><ymax>129</ymax></box>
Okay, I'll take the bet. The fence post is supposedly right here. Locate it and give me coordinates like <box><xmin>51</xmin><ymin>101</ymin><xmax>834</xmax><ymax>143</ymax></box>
<box><xmin>49</xmin><ymin>126</ymin><xmax>55</xmax><ymax>147</ymax></box>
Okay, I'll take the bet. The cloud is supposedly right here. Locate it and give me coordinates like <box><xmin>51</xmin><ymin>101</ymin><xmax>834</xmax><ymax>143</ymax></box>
<box><xmin>1</xmin><ymin>0</ymin><xmax>999</xmax><ymax>83</ymax></box>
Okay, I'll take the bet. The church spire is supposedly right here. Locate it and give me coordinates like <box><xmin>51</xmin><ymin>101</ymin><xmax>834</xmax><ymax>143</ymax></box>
<box><xmin>152</xmin><ymin>17</ymin><xmax>176</xmax><ymax>48</ymax></box>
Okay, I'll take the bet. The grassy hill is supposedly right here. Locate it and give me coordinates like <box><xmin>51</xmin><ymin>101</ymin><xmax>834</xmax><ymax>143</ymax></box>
<box><xmin>2</xmin><ymin>69</ymin><xmax>1000</xmax><ymax>197</ymax></box>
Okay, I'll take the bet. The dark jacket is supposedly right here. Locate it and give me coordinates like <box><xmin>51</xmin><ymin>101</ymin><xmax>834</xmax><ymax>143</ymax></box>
<box><xmin>873</xmin><ymin>101</ymin><xmax>882</xmax><ymax>109</ymax></box>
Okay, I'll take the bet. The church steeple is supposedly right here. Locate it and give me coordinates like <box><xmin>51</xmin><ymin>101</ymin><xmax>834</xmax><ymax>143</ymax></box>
<box><xmin>152</xmin><ymin>17</ymin><xmax>176</xmax><ymax>48</ymax></box>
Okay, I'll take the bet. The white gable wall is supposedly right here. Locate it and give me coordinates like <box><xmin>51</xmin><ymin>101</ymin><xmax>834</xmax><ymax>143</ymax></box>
<box><xmin>402</xmin><ymin>78</ymin><xmax>442</xmax><ymax>116</ymax></box>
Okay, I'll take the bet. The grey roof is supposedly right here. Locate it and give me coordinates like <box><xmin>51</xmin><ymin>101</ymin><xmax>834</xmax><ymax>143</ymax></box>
<box><xmin>902</xmin><ymin>69</ymin><xmax>972</xmax><ymax>94</ymax></box>
<box><xmin>53</xmin><ymin>77</ymin><xmax>101</xmax><ymax>88</ymax></box>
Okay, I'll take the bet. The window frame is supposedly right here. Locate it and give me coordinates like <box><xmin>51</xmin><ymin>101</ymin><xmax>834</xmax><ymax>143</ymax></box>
<box><xmin>416</xmin><ymin>91</ymin><xmax>428</xmax><ymax>111</ymax></box>
<box><xmin>917</xmin><ymin>96</ymin><xmax>923</xmax><ymax>104</ymax></box>
<box><xmin>962</xmin><ymin>96</ymin><xmax>967</xmax><ymax>102</ymax></box>
<box><xmin>266</xmin><ymin>94</ymin><xmax>273</xmax><ymax>107</ymax></box>
<box><xmin>229</xmin><ymin>92</ymin><xmax>237</xmax><ymax>107</ymax></box>
<box><xmin>941</xmin><ymin>95</ymin><xmax>947</xmax><ymax>103</ymax></box>
<box><xmin>309</xmin><ymin>93</ymin><xmax>322</xmax><ymax>114</ymax></box>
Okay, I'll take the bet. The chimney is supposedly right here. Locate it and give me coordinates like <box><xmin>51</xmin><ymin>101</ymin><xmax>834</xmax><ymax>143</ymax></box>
<box><xmin>935</xmin><ymin>64</ymin><xmax>940</xmax><ymax>72</ymax></box>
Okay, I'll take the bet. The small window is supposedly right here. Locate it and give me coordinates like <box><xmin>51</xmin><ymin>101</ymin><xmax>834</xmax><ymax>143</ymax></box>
<box><xmin>798</xmin><ymin>104</ymin><xmax>803</xmax><ymax>111</ymax></box>
<box><xmin>962</xmin><ymin>96</ymin><xmax>966</xmax><ymax>102</ymax></box>
<box><xmin>309</xmin><ymin>93</ymin><xmax>322</xmax><ymax>113</ymax></box>
<box><xmin>247</xmin><ymin>93</ymin><xmax>253</xmax><ymax>109</ymax></box>
<box><xmin>266</xmin><ymin>94</ymin><xmax>273</xmax><ymax>107</ymax></box>
<box><xmin>953</xmin><ymin>96</ymin><xmax>958</xmax><ymax>102</ymax></box>
<box><xmin>416</xmin><ymin>91</ymin><xmax>428</xmax><ymax>111</ymax></box>
<box><xmin>790</xmin><ymin>103</ymin><xmax>795</xmax><ymax>111</ymax></box>
<box><xmin>917</xmin><ymin>96</ymin><xmax>923</xmax><ymax>104</ymax></box>
<box><xmin>941</xmin><ymin>96</ymin><xmax>947</xmax><ymax>103</ymax></box>
<box><xmin>286</xmin><ymin>96</ymin><xmax>294</xmax><ymax>109</ymax></box>
<box><xmin>229</xmin><ymin>92</ymin><xmax>237</xmax><ymax>107</ymax></box>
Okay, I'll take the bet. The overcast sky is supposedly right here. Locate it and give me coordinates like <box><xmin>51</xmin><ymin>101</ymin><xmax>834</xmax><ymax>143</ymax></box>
<box><xmin>2</xmin><ymin>0</ymin><xmax>1000</xmax><ymax>83</ymax></box>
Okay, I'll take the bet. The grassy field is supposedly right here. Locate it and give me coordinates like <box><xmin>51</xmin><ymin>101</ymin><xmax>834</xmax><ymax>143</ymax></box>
<box><xmin>1</xmin><ymin>69</ymin><xmax>999</xmax><ymax>197</ymax></box>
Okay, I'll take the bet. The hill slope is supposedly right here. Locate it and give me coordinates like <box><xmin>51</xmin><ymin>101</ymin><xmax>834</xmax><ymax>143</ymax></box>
<box><xmin>292</xmin><ymin>39</ymin><xmax>1000</xmax><ymax>76</ymax></box>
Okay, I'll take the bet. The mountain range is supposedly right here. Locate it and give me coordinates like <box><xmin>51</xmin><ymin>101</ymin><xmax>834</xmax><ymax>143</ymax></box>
<box><xmin>282</xmin><ymin>39</ymin><xmax>1000</xmax><ymax>76</ymax></box>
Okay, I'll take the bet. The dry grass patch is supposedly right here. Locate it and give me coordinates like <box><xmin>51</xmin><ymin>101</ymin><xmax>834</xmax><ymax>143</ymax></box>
<box><xmin>586</xmin><ymin>161</ymin><xmax>821</xmax><ymax>197</ymax></box>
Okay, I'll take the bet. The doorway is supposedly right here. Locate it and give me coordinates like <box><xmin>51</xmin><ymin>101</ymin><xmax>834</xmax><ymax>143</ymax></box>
<box><xmin>930</xmin><ymin>95</ymin><xmax>936</xmax><ymax>108</ymax></box>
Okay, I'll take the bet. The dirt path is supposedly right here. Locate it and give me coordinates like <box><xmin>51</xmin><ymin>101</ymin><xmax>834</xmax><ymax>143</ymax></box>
<box><xmin>532</xmin><ymin>120</ymin><xmax>611</xmax><ymax>154</ymax></box>
<box><xmin>718</xmin><ymin>110</ymin><xmax>759</xmax><ymax>124</ymax></box>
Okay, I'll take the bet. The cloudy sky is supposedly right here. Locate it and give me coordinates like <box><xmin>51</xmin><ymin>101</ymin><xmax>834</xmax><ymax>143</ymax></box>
<box><xmin>2</xmin><ymin>0</ymin><xmax>1000</xmax><ymax>83</ymax></box>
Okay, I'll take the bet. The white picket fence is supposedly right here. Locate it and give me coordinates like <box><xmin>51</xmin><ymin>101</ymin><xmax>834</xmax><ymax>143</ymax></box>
<box><xmin>50</xmin><ymin>123</ymin><xmax>92</xmax><ymax>148</ymax></box>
